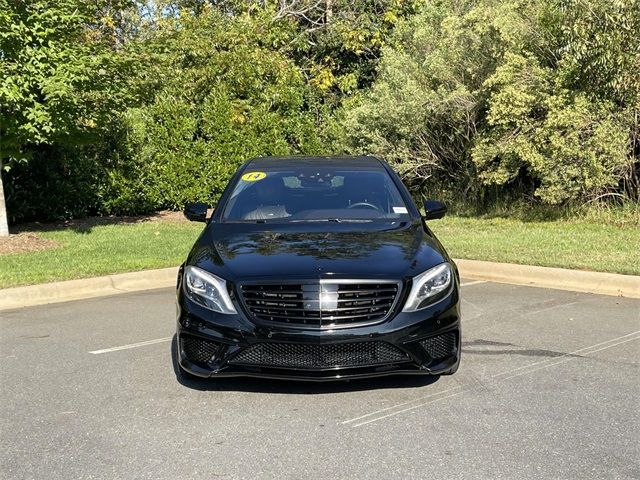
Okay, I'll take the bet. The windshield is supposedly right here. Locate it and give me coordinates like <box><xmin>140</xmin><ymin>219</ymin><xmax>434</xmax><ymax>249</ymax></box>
<box><xmin>222</xmin><ymin>167</ymin><xmax>410</xmax><ymax>222</ymax></box>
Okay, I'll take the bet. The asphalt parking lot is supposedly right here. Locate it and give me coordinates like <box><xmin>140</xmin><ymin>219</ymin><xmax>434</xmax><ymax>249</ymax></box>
<box><xmin>1</xmin><ymin>280</ymin><xmax>638</xmax><ymax>479</ymax></box>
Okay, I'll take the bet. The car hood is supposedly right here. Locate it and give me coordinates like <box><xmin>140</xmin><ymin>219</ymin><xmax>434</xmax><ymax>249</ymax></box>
<box><xmin>187</xmin><ymin>220</ymin><xmax>447</xmax><ymax>281</ymax></box>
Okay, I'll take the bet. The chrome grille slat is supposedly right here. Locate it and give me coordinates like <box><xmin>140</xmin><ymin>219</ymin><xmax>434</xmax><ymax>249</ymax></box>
<box><xmin>337</xmin><ymin>289</ymin><xmax>397</xmax><ymax>295</ymax></box>
<box><xmin>338</xmin><ymin>297</ymin><xmax>394</xmax><ymax>303</ymax></box>
<box><xmin>338</xmin><ymin>296</ymin><xmax>395</xmax><ymax>304</ymax></box>
<box><xmin>253</xmin><ymin>312</ymin><xmax>321</xmax><ymax>320</ymax></box>
<box><xmin>242</xmin><ymin>291</ymin><xmax>303</xmax><ymax>296</ymax></box>
<box><xmin>247</xmin><ymin>304</ymin><xmax>391</xmax><ymax>313</ymax></box>
<box><xmin>239</xmin><ymin>281</ymin><xmax>401</xmax><ymax>329</ymax></box>
<box><xmin>317</xmin><ymin>311</ymin><xmax>387</xmax><ymax>320</ymax></box>
<box><xmin>245</xmin><ymin>302</ymin><xmax>304</xmax><ymax>309</ymax></box>
<box><xmin>253</xmin><ymin>311</ymin><xmax>383</xmax><ymax>321</ymax></box>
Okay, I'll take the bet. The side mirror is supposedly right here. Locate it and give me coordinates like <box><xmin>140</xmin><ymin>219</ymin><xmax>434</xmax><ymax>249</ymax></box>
<box><xmin>184</xmin><ymin>202</ymin><xmax>211</xmax><ymax>222</ymax></box>
<box><xmin>423</xmin><ymin>200</ymin><xmax>447</xmax><ymax>220</ymax></box>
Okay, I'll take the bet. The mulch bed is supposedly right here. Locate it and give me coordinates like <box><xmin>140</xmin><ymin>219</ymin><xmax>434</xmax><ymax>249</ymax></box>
<box><xmin>0</xmin><ymin>233</ymin><xmax>60</xmax><ymax>255</ymax></box>
<box><xmin>14</xmin><ymin>210</ymin><xmax>188</xmax><ymax>233</ymax></box>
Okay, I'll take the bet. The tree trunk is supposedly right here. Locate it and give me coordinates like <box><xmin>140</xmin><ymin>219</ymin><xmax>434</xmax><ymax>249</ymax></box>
<box><xmin>0</xmin><ymin>160</ymin><xmax>9</xmax><ymax>237</ymax></box>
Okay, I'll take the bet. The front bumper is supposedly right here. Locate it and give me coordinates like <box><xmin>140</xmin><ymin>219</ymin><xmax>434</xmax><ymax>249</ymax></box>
<box><xmin>175</xmin><ymin>280</ymin><xmax>461</xmax><ymax>381</ymax></box>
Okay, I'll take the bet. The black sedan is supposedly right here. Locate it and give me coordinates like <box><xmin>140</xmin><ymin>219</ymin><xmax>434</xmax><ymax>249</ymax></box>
<box><xmin>175</xmin><ymin>156</ymin><xmax>460</xmax><ymax>381</ymax></box>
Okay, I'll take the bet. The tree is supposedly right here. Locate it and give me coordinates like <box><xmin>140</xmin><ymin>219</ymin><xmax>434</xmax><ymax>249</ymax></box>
<box><xmin>339</xmin><ymin>0</ymin><xmax>638</xmax><ymax>205</ymax></box>
<box><xmin>0</xmin><ymin>0</ymin><xmax>135</xmax><ymax>229</ymax></box>
<box><xmin>0</xmin><ymin>164</ymin><xmax>8</xmax><ymax>236</ymax></box>
<box><xmin>101</xmin><ymin>9</ymin><xmax>327</xmax><ymax>213</ymax></box>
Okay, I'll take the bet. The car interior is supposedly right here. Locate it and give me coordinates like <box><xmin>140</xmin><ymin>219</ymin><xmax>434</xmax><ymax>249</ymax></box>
<box><xmin>224</xmin><ymin>171</ymin><xmax>405</xmax><ymax>221</ymax></box>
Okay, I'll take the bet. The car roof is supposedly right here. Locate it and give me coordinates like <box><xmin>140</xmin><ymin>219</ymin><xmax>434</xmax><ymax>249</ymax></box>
<box><xmin>245</xmin><ymin>155</ymin><xmax>385</xmax><ymax>169</ymax></box>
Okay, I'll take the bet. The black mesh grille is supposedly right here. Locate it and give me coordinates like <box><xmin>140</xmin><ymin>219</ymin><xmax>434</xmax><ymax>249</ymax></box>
<box><xmin>240</xmin><ymin>282</ymin><xmax>400</xmax><ymax>329</ymax></box>
<box><xmin>182</xmin><ymin>336</ymin><xmax>221</xmax><ymax>364</ymax></box>
<box><xmin>419</xmin><ymin>332</ymin><xmax>457</xmax><ymax>360</ymax></box>
<box><xmin>230</xmin><ymin>342</ymin><xmax>409</xmax><ymax>369</ymax></box>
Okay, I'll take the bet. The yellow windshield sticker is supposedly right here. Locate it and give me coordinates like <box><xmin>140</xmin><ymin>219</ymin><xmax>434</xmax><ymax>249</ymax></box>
<box><xmin>241</xmin><ymin>171</ymin><xmax>267</xmax><ymax>182</ymax></box>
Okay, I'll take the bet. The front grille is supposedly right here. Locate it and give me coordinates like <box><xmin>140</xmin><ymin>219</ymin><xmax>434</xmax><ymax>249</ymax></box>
<box><xmin>419</xmin><ymin>332</ymin><xmax>457</xmax><ymax>360</ymax></box>
<box><xmin>230</xmin><ymin>342</ymin><xmax>409</xmax><ymax>369</ymax></box>
<box><xmin>240</xmin><ymin>281</ymin><xmax>401</xmax><ymax>329</ymax></box>
<box><xmin>182</xmin><ymin>336</ymin><xmax>221</xmax><ymax>364</ymax></box>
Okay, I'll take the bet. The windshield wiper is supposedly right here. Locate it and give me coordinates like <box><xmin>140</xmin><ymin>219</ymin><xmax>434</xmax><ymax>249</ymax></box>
<box><xmin>289</xmin><ymin>218</ymin><xmax>372</xmax><ymax>223</ymax></box>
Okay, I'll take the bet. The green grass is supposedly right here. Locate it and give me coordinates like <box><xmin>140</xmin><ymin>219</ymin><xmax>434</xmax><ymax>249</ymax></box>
<box><xmin>1</xmin><ymin>214</ymin><xmax>637</xmax><ymax>289</ymax></box>
<box><xmin>0</xmin><ymin>222</ymin><xmax>204</xmax><ymax>288</ymax></box>
<box><xmin>429</xmin><ymin>216</ymin><xmax>640</xmax><ymax>276</ymax></box>
<box><xmin>419</xmin><ymin>189</ymin><xmax>640</xmax><ymax>228</ymax></box>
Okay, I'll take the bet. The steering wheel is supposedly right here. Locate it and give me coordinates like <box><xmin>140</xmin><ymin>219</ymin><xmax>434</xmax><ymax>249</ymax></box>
<box><xmin>348</xmin><ymin>202</ymin><xmax>381</xmax><ymax>211</ymax></box>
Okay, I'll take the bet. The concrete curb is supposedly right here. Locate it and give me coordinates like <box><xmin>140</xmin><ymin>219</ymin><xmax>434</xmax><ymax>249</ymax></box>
<box><xmin>0</xmin><ymin>260</ymin><xmax>638</xmax><ymax>311</ymax></box>
<box><xmin>0</xmin><ymin>267</ymin><xmax>178</xmax><ymax>311</ymax></box>
<box><xmin>456</xmin><ymin>259</ymin><xmax>640</xmax><ymax>299</ymax></box>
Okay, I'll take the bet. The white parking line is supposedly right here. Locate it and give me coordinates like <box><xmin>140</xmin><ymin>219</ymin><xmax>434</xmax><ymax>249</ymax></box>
<box><xmin>496</xmin><ymin>333</ymin><xmax>640</xmax><ymax>381</ymax></box>
<box><xmin>89</xmin><ymin>337</ymin><xmax>172</xmax><ymax>355</ymax></box>
<box><xmin>341</xmin><ymin>385</ymin><xmax>466</xmax><ymax>425</ymax></box>
<box><xmin>460</xmin><ymin>280</ymin><xmax>486</xmax><ymax>287</ymax></box>
<box><xmin>346</xmin><ymin>330</ymin><xmax>640</xmax><ymax>427</ymax></box>
<box><xmin>352</xmin><ymin>389</ymin><xmax>472</xmax><ymax>428</ymax></box>
<box><xmin>491</xmin><ymin>329</ymin><xmax>640</xmax><ymax>379</ymax></box>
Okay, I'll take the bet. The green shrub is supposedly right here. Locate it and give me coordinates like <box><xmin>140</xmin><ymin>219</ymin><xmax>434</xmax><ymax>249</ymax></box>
<box><xmin>473</xmin><ymin>53</ymin><xmax>630</xmax><ymax>204</ymax></box>
<box><xmin>339</xmin><ymin>0</ymin><xmax>639</xmax><ymax>206</ymax></box>
<box><xmin>102</xmin><ymin>11</ymin><xmax>326</xmax><ymax>213</ymax></box>
<box><xmin>4</xmin><ymin>146</ymin><xmax>105</xmax><ymax>222</ymax></box>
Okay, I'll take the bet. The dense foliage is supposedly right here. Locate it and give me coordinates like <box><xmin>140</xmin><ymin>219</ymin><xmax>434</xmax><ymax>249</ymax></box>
<box><xmin>341</xmin><ymin>0</ymin><xmax>639</xmax><ymax>205</ymax></box>
<box><xmin>1</xmin><ymin>0</ymin><xmax>638</xmax><ymax>222</ymax></box>
<box><xmin>104</xmin><ymin>10</ymin><xmax>328</xmax><ymax>213</ymax></box>
<box><xmin>0</xmin><ymin>0</ymin><xmax>139</xmax><ymax>219</ymax></box>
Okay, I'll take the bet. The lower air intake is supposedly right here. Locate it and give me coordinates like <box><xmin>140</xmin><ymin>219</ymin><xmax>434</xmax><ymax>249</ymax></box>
<box><xmin>230</xmin><ymin>342</ymin><xmax>409</xmax><ymax>369</ymax></box>
<box><xmin>182</xmin><ymin>336</ymin><xmax>221</xmax><ymax>364</ymax></box>
<box><xmin>419</xmin><ymin>332</ymin><xmax>457</xmax><ymax>360</ymax></box>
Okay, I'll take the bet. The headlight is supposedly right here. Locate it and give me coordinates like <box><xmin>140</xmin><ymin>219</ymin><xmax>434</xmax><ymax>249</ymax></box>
<box><xmin>183</xmin><ymin>266</ymin><xmax>237</xmax><ymax>314</ymax></box>
<box><xmin>402</xmin><ymin>262</ymin><xmax>452</xmax><ymax>312</ymax></box>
